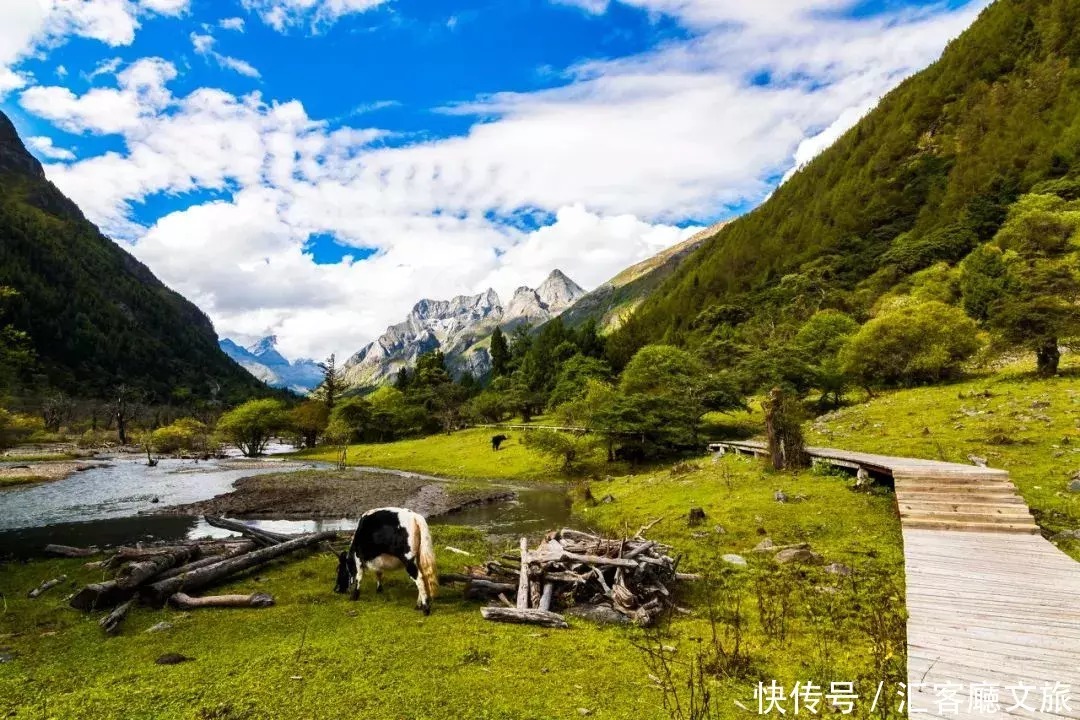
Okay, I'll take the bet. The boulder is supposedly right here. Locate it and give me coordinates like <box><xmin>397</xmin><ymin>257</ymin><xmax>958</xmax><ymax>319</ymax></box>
<box><xmin>824</xmin><ymin>562</ymin><xmax>853</xmax><ymax>576</ymax></box>
<box><xmin>775</xmin><ymin>547</ymin><xmax>823</xmax><ymax>565</ymax></box>
<box><xmin>752</xmin><ymin>539</ymin><xmax>776</xmax><ymax>553</ymax></box>
<box><xmin>722</xmin><ymin>554</ymin><xmax>748</xmax><ymax>567</ymax></box>
<box><xmin>774</xmin><ymin>490</ymin><xmax>789</xmax><ymax>503</ymax></box>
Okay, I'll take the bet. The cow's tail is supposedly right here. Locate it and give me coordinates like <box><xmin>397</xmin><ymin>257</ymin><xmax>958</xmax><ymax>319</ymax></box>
<box><xmin>415</xmin><ymin>514</ymin><xmax>438</xmax><ymax>598</ymax></box>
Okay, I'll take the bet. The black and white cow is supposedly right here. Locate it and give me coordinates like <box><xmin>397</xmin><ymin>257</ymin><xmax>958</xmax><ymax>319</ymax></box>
<box><xmin>334</xmin><ymin>507</ymin><xmax>437</xmax><ymax>614</ymax></box>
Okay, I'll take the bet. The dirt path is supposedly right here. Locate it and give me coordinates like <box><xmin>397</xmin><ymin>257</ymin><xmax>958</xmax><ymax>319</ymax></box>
<box><xmin>156</xmin><ymin>468</ymin><xmax>514</xmax><ymax>519</ymax></box>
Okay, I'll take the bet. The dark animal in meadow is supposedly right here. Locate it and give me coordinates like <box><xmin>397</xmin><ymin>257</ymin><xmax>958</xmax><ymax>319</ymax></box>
<box><xmin>491</xmin><ymin>434</ymin><xmax>509</xmax><ymax>451</ymax></box>
<box><xmin>334</xmin><ymin>507</ymin><xmax>437</xmax><ymax>614</ymax></box>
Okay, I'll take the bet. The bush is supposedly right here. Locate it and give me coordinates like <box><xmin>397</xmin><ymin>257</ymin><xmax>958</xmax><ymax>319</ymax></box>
<box><xmin>522</xmin><ymin>430</ymin><xmax>598</xmax><ymax>473</ymax></box>
<box><xmin>214</xmin><ymin>399</ymin><xmax>289</xmax><ymax>457</ymax></box>
<box><xmin>0</xmin><ymin>410</ymin><xmax>42</xmax><ymax>449</ymax></box>
<box><xmin>151</xmin><ymin>418</ymin><xmax>208</xmax><ymax>454</ymax></box>
<box><xmin>841</xmin><ymin>301</ymin><xmax>983</xmax><ymax>387</ymax></box>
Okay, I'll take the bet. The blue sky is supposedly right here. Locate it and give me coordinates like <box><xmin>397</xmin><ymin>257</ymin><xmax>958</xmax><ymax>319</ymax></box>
<box><xmin>0</xmin><ymin>0</ymin><xmax>990</xmax><ymax>359</ymax></box>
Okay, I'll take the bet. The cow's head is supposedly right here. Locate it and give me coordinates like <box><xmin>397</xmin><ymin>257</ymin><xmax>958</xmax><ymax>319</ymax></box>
<box><xmin>334</xmin><ymin>551</ymin><xmax>354</xmax><ymax>594</ymax></box>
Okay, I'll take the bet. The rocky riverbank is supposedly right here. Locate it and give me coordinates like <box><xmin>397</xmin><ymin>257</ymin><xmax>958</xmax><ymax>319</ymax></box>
<box><xmin>154</xmin><ymin>469</ymin><xmax>515</xmax><ymax>519</ymax></box>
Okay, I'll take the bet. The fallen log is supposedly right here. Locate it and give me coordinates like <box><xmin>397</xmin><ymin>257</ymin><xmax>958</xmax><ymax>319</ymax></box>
<box><xmin>70</xmin><ymin>581</ymin><xmax>133</xmax><ymax>612</ymax></box>
<box><xmin>154</xmin><ymin>542</ymin><xmax>256</xmax><ymax>582</ymax></box>
<box><xmin>169</xmin><ymin>592</ymin><xmax>274</xmax><ymax>609</ymax></box>
<box><xmin>116</xmin><ymin>547</ymin><xmax>194</xmax><ymax>589</ymax></box>
<box><xmin>480</xmin><ymin>607</ymin><xmax>568</xmax><ymax>629</ymax></box>
<box><xmin>145</xmin><ymin>530</ymin><xmax>337</xmax><ymax>605</ymax></box>
<box><xmin>28</xmin><ymin>575</ymin><xmax>67</xmax><ymax>599</ymax></box>
<box><xmin>44</xmin><ymin>544</ymin><xmax>96</xmax><ymax>558</ymax></box>
<box><xmin>99</xmin><ymin>599</ymin><xmax>135</xmax><ymax>635</ymax></box>
<box><xmin>203</xmin><ymin>516</ymin><xmax>290</xmax><ymax>546</ymax></box>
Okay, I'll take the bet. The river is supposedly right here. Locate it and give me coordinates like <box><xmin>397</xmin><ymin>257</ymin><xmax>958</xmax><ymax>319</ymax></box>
<box><xmin>0</xmin><ymin>453</ymin><xmax>570</xmax><ymax>557</ymax></box>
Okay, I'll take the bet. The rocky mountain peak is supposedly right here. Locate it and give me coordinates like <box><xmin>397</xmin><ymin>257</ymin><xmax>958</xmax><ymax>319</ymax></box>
<box><xmin>342</xmin><ymin>270</ymin><xmax>585</xmax><ymax>387</ymax></box>
<box><xmin>536</xmin><ymin>269</ymin><xmax>586</xmax><ymax>314</ymax></box>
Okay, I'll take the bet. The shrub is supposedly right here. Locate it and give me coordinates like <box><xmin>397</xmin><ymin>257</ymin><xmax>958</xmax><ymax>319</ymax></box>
<box><xmin>0</xmin><ymin>410</ymin><xmax>42</xmax><ymax>449</ymax></box>
<box><xmin>841</xmin><ymin>301</ymin><xmax>982</xmax><ymax>387</ymax></box>
<box><xmin>151</xmin><ymin>418</ymin><xmax>208</xmax><ymax>454</ymax></box>
<box><xmin>214</xmin><ymin>399</ymin><xmax>289</xmax><ymax>457</ymax></box>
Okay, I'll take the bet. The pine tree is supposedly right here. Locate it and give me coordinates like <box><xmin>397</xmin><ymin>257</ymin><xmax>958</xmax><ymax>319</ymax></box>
<box><xmin>317</xmin><ymin>353</ymin><xmax>345</xmax><ymax>409</ymax></box>
<box><xmin>489</xmin><ymin>326</ymin><xmax>510</xmax><ymax>377</ymax></box>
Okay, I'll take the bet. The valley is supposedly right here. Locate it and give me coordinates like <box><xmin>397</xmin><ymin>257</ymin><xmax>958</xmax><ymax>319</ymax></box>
<box><xmin>2</xmin><ymin>1</ymin><xmax>1080</xmax><ymax>719</ymax></box>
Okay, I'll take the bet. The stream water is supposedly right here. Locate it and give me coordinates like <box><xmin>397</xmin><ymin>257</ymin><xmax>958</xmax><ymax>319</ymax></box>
<box><xmin>0</xmin><ymin>453</ymin><xmax>570</xmax><ymax>557</ymax></box>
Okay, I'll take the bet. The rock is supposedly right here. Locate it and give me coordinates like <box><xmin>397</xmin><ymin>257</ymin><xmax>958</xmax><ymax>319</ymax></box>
<box><xmin>752</xmin><ymin>539</ymin><xmax>776</xmax><ymax>553</ymax></box>
<box><xmin>155</xmin><ymin>653</ymin><xmax>193</xmax><ymax>665</ymax></box>
<box><xmin>968</xmin><ymin>455</ymin><xmax>988</xmax><ymax>468</ymax></box>
<box><xmin>1068</xmin><ymin>478</ymin><xmax>1080</xmax><ymax>493</ymax></box>
<box><xmin>598</xmin><ymin>494</ymin><xmax>615</xmax><ymax>505</ymax></box>
<box><xmin>722</xmin><ymin>554</ymin><xmax>747</xmax><ymax>567</ymax></box>
<box><xmin>578</xmin><ymin>709</ymin><xmax>592</xmax><ymax>717</ymax></box>
<box><xmin>145</xmin><ymin>622</ymin><xmax>173</xmax><ymax>633</ymax></box>
<box><xmin>687</xmin><ymin>507</ymin><xmax>706</xmax><ymax>527</ymax></box>
<box><xmin>713</xmin><ymin>525</ymin><xmax>726</xmax><ymax>535</ymax></box>
<box><xmin>824</xmin><ymin>562</ymin><xmax>853</xmax><ymax>576</ymax></box>
<box><xmin>150</xmin><ymin>496</ymin><xmax>160</xmax><ymax>504</ymax></box>
<box><xmin>564</xmin><ymin>604</ymin><xmax>629</xmax><ymax>625</ymax></box>
<box><xmin>774</xmin><ymin>548</ymin><xmax>823</xmax><ymax>565</ymax></box>
<box><xmin>921</xmin><ymin>426</ymin><xmax>931</xmax><ymax>436</ymax></box>
<box><xmin>1052</xmin><ymin>529</ymin><xmax>1080</xmax><ymax>541</ymax></box>
<box><xmin>341</xmin><ymin>270</ymin><xmax>584</xmax><ymax>387</ymax></box>
<box><xmin>0</xmin><ymin>650</ymin><xmax>15</xmax><ymax>664</ymax></box>
<box><xmin>774</xmin><ymin>490</ymin><xmax>788</xmax><ymax>503</ymax></box>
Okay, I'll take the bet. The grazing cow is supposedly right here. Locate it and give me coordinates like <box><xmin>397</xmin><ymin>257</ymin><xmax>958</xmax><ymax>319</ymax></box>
<box><xmin>491</xmin><ymin>434</ymin><xmax>509</xmax><ymax>451</ymax></box>
<box><xmin>334</xmin><ymin>507</ymin><xmax>438</xmax><ymax>614</ymax></box>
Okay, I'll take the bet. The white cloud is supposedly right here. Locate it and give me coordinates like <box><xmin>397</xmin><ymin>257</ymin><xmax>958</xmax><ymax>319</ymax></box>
<box><xmin>20</xmin><ymin>57</ymin><xmax>177</xmax><ymax>135</ymax></box>
<box><xmin>220</xmin><ymin>17</ymin><xmax>246</xmax><ymax>32</ymax></box>
<box><xmin>0</xmin><ymin>0</ymin><xmax>189</xmax><ymax>100</ymax></box>
<box><xmin>240</xmin><ymin>0</ymin><xmax>392</xmax><ymax>33</ymax></box>
<box><xmin>19</xmin><ymin>0</ymin><xmax>992</xmax><ymax>360</ymax></box>
<box><xmin>190</xmin><ymin>32</ymin><xmax>261</xmax><ymax>78</ymax></box>
<box><xmin>27</xmin><ymin>135</ymin><xmax>76</xmax><ymax>161</ymax></box>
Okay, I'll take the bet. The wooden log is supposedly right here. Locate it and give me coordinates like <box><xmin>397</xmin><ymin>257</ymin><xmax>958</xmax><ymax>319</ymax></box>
<box><xmin>169</xmin><ymin>592</ymin><xmax>274</xmax><ymax>609</ymax></box>
<box><xmin>533</xmin><ymin>550</ymin><xmax>641</xmax><ymax>569</ymax></box>
<box><xmin>145</xmin><ymin>530</ymin><xmax>337</xmax><ymax>605</ymax></box>
<box><xmin>538</xmin><ymin>582</ymin><xmax>554</xmax><ymax>612</ymax></box>
<box><xmin>116</xmin><ymin>547</ymin><xmax>195</xmax><ymax>589</ymax></box>
<box><xmin>28</xmin><ymin>575</ymin><xmax>67</xmax><ymax>598</ymax></box>
<box><xmin>155</xmin><ymin>542</ymin><xmax>256</xmax><ymax>582</ymax></box>
<box><xmin>516</xmin><ymin>537</ymin><xmax>530</xmax><ymax>610</ymax></box>
<box><xmin>203</xmin><ymin>516</ymin><xmax>290</xmax><ymax>546</ymax></box>
<box><xmin>481</xmin><ymin>607</ymin><xmax>568</xmax><ymax>629</ymax></box>
<box><xmin>44</xmin><ymin>544</ymin><xmax>96</xmax><ymax>558</ymax></box>
<box><xmin>70</xmin><ymin>581</ymin><xmax>133</xmax><ymax>612</ymax></box>
<box><xmin>99</xmin><ymin>599</ymin><xmax>135</xmax><ymax>635</ymax></box>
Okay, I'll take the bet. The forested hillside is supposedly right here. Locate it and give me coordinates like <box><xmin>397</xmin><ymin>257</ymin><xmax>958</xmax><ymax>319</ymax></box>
<box><xmin>0</xmin><ymin>111</ymin><xmax>265</xmax><ymax>403</ymax></box>
<box><xmin>614</xmin><ymin>0</ymin><xmax>1080</xmax><ymax>383</ymax></box>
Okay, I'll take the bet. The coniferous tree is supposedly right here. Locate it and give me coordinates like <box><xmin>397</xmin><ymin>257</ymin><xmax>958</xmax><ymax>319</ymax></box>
<box><xmin>489</xmin><ymin>326</ymin><xmax>510</xmax><ymax>377</ymax></box>
<box><xmin>316</xmin><ymin>354</ymin><xmax>345</xmax><ymax>409</ymax></box>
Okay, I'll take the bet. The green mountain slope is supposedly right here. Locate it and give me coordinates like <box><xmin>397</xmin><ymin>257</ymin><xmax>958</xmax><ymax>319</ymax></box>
<box><xmin>616</xmin><ymin>0</ymin><xmax>1080</xmax><ymax>363</ymax></box>
<box><xmin>0</xmin><ymin>111</ymin><xmax>266</xmax><ymax>402</ymax></box>
<box><xmin>558</xmin><ymin>221</ymin><xmax>725</xmax><ymax>332</ymax></box>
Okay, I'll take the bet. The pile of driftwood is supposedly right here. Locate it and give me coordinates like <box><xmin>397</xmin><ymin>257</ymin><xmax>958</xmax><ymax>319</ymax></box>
<box><xmin>41</xmin><ymin>517</ymin><xmax>335</xmax><ymax>635</ymax></box>
<box><xmin>442</xmin><ymin>524</ymin><xmax>694</xmax><ymax>628</ymax></box>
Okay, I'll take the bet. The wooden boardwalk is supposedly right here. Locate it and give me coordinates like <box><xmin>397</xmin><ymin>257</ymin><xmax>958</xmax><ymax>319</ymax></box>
<box><xmin>709</xmin><ymin>440</ymin><xmax>1080</xmax><ymax>719</ymax></box>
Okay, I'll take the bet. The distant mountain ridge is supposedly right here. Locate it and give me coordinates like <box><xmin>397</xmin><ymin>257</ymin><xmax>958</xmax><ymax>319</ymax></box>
<box><xmin>219</xmin><ymin>335</ymin><xmax>322</xmax><ymax>393</ymax></box>
<box><xmin>557</xmin><ymin>222</ymin><xmax>726</xmax><ymax>332</ymax></box>
<box><xmin>0</xmin><ymin>110</ymin><xmax>265</xmax><ymax>402</ymax></box>
<box><xmin>342</xmin><ymin>269</ymin><xmax>585</xmax><ymax>387</ymax></box>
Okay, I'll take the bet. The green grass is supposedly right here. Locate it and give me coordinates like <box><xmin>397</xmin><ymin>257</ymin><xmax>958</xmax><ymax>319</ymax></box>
<box><xmin>0</xmin><ymin>454</ymin><xmax>907</xmax><ymax>720</ymax></box>
<box><xmin>0</xmin><ymin>452</ymin><xmax>80</xmax><ymax>463</ymax></box>
<box><xmin>298</xmin><ymin>427</ymin><xmax>597</xmax><ymax>482</ymax></box>
<box><xmin>805</xmin><ymin>356</ymin><xmax>1080</xmax><ymax>559</ymax></box>
<box><xmin>0</xmin><ymin>473</ymin><xmax>48</xmax><ymax>487</ymax></box>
